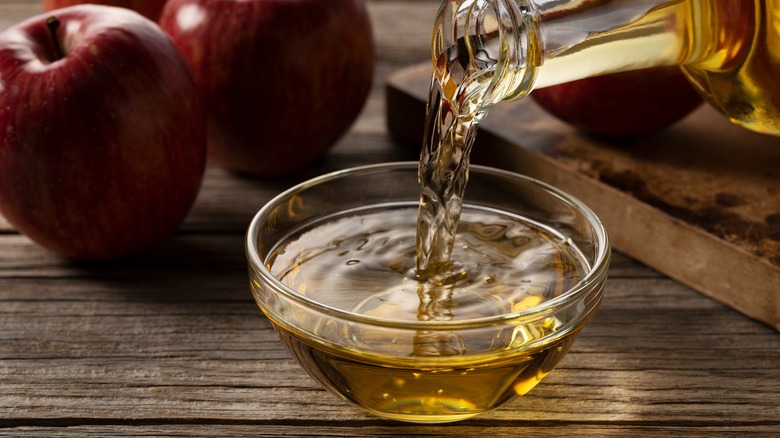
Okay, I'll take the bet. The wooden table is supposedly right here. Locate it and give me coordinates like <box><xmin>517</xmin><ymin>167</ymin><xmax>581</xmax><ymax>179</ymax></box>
<box><xmin>1</xmin><ymin>1</ymin><xmax>778</xmax><ymax>436</ymax></box>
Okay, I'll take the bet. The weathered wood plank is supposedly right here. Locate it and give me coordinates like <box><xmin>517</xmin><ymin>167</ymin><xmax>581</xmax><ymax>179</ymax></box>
<box><xmin>1</xmin><ymin>0</ymin><xmax>778</xmax><ymax>435</ymax></box>
<box><xmin>1</xmin><ymin>235</ymin><xmax>778</xmax><ymax>424</ymax></box>
<box><xmin>2</xmin><ymin>424</ymin><xmax>780</xmax><ymax>438</ymax></box>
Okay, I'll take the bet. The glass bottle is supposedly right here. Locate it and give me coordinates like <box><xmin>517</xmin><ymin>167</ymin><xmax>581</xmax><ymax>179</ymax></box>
<box><xmin>431</xmin><ymin>0</ymin><xmax>780</xmax><ymax>136</ymax></box>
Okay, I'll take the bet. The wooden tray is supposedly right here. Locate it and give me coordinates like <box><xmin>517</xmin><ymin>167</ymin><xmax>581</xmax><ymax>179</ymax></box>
<box><xmin>386</xmin><ymin>63</ymin><xmax>780</xmax><ymax>331</ymax></box>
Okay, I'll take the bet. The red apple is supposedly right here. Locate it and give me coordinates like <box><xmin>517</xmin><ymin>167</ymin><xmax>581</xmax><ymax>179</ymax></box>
<box><xmin>0</xmin><ymin>5</ymin><xmax>206</xmax><ymax>259</ymax></box>
<box><xmin>41</xmin><ymin>0</ymin><xmax>166</xmax><ymax>21</ymax></box>
<box><xmin>531</xmin><ymin>66</ymin><xmax>704</xmax><ymax>137</ymax></box>
<box><xmin>159</xmin><ymin>0</ymin><xmax>374</xmax><ymax>177</ymax></box>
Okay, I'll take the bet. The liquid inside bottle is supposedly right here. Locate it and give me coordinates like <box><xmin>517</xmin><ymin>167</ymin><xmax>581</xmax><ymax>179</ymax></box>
<box><xmin>681</xmin><ymin>0</ymin><xmax>780</xmax><ymax>135</ymax></box>
<box><xmin>432</xmin><ymin>0</ymin><xmax>780</xmax><ymax>136</ymax></box>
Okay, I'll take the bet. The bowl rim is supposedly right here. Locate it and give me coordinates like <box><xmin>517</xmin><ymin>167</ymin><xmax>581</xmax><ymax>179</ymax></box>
<box><xmin>245</xmin><ymin>161</ymin><xmax>610</xmax><ymax>330</ymax></box>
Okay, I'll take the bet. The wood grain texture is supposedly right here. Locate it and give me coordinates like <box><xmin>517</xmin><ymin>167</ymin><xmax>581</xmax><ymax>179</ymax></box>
<box><xmin>1</xmin><ymin>0</ymin><xmax>779</xmax><ymax>436</ymax></box>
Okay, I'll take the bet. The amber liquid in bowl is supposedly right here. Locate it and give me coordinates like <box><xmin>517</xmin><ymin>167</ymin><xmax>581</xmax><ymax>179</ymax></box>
<box><xmin>274</xmin><ymin>323</ymin><xmax>580</xmax><ymax>423</ymax></box>
<box><xmin>257</xmin><ymin>204</ymin><xmax>597</xmax><ymax>422</ymax></box>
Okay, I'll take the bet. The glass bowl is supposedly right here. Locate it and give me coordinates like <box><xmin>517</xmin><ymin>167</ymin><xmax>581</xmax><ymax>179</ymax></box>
<box><xmin>246</xmin><ymin>162</ymin><xmax>610</xmax><ymax>423</ymax></box>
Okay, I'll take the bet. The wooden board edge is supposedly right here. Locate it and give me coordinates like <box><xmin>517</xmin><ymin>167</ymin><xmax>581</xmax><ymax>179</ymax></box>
<box><xmin>479</xmin><ymin>129</ymin><xmax>780</xmax><ymax>331</ymax></box>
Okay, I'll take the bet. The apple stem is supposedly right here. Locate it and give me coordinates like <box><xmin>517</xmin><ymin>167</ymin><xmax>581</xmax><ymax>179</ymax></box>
<box><xmin>46</xmin><ymin>16</ymin><xmax>63</xmax><ymax>61</ymax></box>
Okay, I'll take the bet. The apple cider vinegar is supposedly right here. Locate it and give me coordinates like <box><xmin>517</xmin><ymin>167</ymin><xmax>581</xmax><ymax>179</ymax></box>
<box><xmin>426</xmin><ymin>0</ymin><xmax>780</xmax><ymax>139</ymax></box>
<box><xmin>532</xmin><ymin>0</ymin><xmax>780</xmax><ymax>136</ymax></box>
<box><xmin>679</xmin><ymin>0</ymin><xmax>780</xmax><ymax>135</ymax></box>
<box><xmin>264</xmin><ymin>204</ymin><xmax>590</xmax><ymax>422</ymax></box>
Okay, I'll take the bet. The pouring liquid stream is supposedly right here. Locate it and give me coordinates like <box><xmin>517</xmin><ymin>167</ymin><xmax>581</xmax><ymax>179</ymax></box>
<box><xmin>414</xmin><ymin>0</ymin><xmax>539</xmax><ymax>328</ymax></box>
<box><xmin>261</xmin><ymin>1</ymin><xmax>596</xmax><ymax>420</ymax></box>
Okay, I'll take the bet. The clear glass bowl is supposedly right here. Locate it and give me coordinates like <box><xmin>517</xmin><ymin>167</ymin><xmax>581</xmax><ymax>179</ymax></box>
<box><xmin>246</xmin><ymin>162</ymin><xmax>610</xmax><ymax>423</ymax></box>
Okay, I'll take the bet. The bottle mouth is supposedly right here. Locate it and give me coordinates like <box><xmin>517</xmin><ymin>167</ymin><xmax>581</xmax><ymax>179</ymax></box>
<box><xmin>429</xmin><ymin>0</ymin><xmax>541</xmax><ymax>114</ymax></box>
<box><xmin>493</xmin><ymin>0</ymin><xmax>542</xmax><ymax>101</ymax></box>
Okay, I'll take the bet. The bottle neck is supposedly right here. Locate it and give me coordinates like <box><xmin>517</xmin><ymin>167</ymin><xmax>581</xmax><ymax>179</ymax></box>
<box><xmin>528</xmin><ymin>0</ymin><xmax>691</xmax><ymax>89</ymax></box>
<box><xmin>429</xmin><ymin>0</ymin><xmax>691</xmax><ymax>110</ymax></box>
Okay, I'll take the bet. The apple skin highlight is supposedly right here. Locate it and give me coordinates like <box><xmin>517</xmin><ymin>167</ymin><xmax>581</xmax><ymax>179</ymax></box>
<box><xmin>0</xmin><ymin>5</ymin><xmax>206</xmax><ymax>259</ymax></box>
